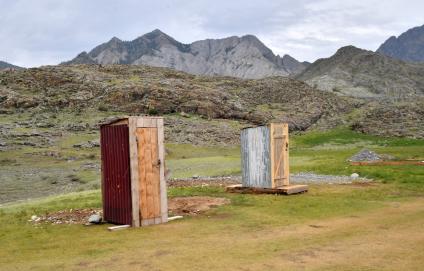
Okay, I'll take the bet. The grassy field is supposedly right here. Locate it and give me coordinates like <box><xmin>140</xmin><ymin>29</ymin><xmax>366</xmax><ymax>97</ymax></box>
<box><xmin>0</xmin><ymin>128</ymin><xmax>423</xmax><ymax>270</ymax></box>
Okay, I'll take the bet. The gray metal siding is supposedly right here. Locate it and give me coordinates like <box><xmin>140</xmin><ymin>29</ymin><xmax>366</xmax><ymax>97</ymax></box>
<box><xmin>240</xmin><ymin>126</ymin><xmax>271</xmax><ymax>188</ymax></box>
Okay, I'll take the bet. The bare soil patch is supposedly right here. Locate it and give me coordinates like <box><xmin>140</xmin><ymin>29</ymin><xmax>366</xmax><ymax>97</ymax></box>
<box><xmin>31</xmin><ymin>196</ymin><xmax>230</xmax><ymax>225</ymax></box>
<box><xmin>168</xmin><ymin>196</ymin><xmax>230</xmax><ymax>216</ymax></box>
<box><xmin>31</xmin><ymin>208</ymin><xmax>101</xmax><ymax>225</ymax></box>
<box><xmin>351</xmin><ymin>160</ymin><xmax>424</xmax><ymax>166</ymax></box>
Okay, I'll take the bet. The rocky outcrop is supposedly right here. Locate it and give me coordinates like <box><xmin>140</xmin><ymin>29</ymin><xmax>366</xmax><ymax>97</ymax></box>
<box><xmin>63</xmin><ymin>29</ymin><xmax>308</xmax><ymax>79</ymax></box>
<box><xmin>1</xmin><ymin>64</ymin><xmax>422</xmax><ymax>139</ymax></box>
<box><xmin>377</xmin><ymin>24</ymin><xmax>424</xmax><ymax>63</ymax></box>
<box><xmin>296</xmin><ymin>46</ymin><xmax>424</xmax><ymax>99</ymax></box>
<box><xmin>0</xmin><ymin>64</ymin><xmax>354</xmax><ymax>131</ymax></box>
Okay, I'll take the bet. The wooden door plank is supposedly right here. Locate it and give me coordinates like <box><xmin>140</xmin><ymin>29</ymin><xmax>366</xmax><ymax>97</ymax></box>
<box><xmin>283</xmin><ymin>124</ymin><xmax>290</xmax><ymax>186</ymax></box>
<box><xmin>144</xmin><ymin>129</ymin><xmax>154</xmax><ymax>219</ymax></box>
<box><xmin>128</xmin><ymin>117</ymin><xmax>140</xmax><ymax>227</ymax></box>
<box><xmin>157</xmin><ymin>119</ymin><xmax>168</xmax><ymax>222</ymax></box>
<box><xmin>137</xmin><ymin>118</ymin><xmax>157</xmax><ymax>128</ymax></box>
<box><xmin>150</xmin><ymin>128</ymin><xmax>161</xmax><ymax>218</ymax></box>
<box><xmin>137</xmin><ymin>128</ymin><xmax>148</xmax><ymax>220</ymax></box>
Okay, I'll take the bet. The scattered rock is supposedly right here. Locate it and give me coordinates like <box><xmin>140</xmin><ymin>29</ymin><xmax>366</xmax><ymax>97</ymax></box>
<box><xmin>66</xmin><ymin>123</ymin><xmax>88</xmax><ymax>131</ymax></box>
<box><xmin>88</xmin><ymin>214</ymin><xmax>102</xmax><ymax>224</ymax></box>
<box><xmin>350</xmin><ymin>173</ymin><xmax>359</xmax><ymax>179</ymax></box>
<box><xmin>73</xmin><ymin>140</ymin><xmax>100</xmax><ymax>148</ymax></box>
<box><xmin>31</xmin><ymin>209</ymin><xmax>101</xmax><ymax>225</ymax></box>
<box><xmin>349</xmin><ymin>149</ymin><xmax>382</xmax><ymax>162</ymax></box>
<box><xmin>180</xmin><ymin>111</ymin><xmax>190</xmax><ymax>118</ymax></box>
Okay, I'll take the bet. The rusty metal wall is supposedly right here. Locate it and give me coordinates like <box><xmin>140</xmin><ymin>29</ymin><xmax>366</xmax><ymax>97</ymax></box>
<box><xmin>241</xmin><ymin>126</ymin><xmax>271</xmax><ymax>188</ymax></box>
<box><xmin>100</xmin><ymin>124</ymin><xmax>132</xmax><ymax>225</ymax></box>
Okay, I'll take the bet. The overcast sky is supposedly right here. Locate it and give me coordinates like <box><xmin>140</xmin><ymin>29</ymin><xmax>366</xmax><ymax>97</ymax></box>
<box><xmin>1</xmin><ymin>0</ymin><xmax>423</xmax><ymax>67</ymax></box>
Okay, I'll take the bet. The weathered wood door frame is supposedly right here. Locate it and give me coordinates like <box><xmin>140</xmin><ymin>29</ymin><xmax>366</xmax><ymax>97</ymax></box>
<box><xmin>270</xmin><ymin>123</ymin><xmax>289</xmax><ymax>188</ymax></box>
<box><xmin>128</xmin><ymin>117</ymin><xmax>167</xmax><ymax>227</ymax></box>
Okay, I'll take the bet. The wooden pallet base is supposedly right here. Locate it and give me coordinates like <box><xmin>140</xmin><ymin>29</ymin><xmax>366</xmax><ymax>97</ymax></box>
<box><xmin>226</xmin><ymin>184</ymin><xmax>308</xmax><ymax>195</ymax></box>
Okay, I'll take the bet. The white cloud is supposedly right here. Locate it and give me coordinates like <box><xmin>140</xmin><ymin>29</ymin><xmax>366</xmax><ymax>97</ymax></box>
<box><xmin>0</xmin><ymin>0</ymin><xmax>423</xmax><ymax>66</ymax></box>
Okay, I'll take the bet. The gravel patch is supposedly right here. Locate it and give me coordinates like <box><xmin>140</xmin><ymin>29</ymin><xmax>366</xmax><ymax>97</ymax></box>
<box><xmin>290</xmin><ymin>172</ymin><xmax>371</xmax><ymax>184</ymax></box>
<box><xmin>349</xmin><ymin>149</ymin><xmax>382</xmax><ymax>162</ymax></box>
<box><xmin>169</xmin><ymin>172</ymin><xmax>371</xmax><ymax>186</ymax></box>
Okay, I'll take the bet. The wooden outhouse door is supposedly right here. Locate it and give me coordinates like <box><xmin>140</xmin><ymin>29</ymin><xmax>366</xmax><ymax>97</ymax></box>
<box><xmin>270</xmin><ymin>123</ymin><xmax>289</xmax><ymax>187</ymax></box>
<box><xmin>136</xmin><ymin>128</ymin><xmax>162</xmax><ymax>223</ymax></box>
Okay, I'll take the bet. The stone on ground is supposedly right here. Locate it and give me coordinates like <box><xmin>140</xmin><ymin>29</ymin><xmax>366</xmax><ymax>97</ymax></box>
<box><xmin>349</xmin><ymin>149</ymin><xmax>382</xmax><ymax>162</ymax></box>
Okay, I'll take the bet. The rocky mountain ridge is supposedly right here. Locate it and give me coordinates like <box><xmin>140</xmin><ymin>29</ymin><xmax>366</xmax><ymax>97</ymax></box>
<box><xmin>297</xmin><ymin>46</ymin><xmax>424</xmax><ymax>99</ymax></box>
<box><xmin>377</xmin><ymin>24</ymin><xmax>424</xmax><ymax>63</ymax></box>
<box><xmin>63</xmin><ymin>29</ymin><xmax>308</xmax><ymax>79</ymax></box>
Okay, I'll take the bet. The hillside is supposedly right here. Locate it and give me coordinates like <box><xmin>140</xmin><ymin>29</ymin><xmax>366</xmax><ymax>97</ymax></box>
<box><xmin>0</xmin><ymin>61</ymin><xmax>22</xmax><ymax>70</ymax></box>
<box><xmin>63</xmin><ymin>29</ymin><xmax>308</xmax><ymax>78</ymax></box>
<box><xmin>1</xmin><ymin>64</ymin><xmax>422</xmax><ymax>142</ymax></box>
<box><xmin>296</xmin><ymin>46</ymin><xmax>424</xmax><ymax>98</ymax></box>
<box><xmin>0</xmin><ymin>64</ymin><xmax>423</xmax><ymax>202</ymax></box>
<box><xmin>377</xmin><ymin>24</ymin><xmax>424</xmax><ymax>62</ymax></box>
<box><xmin>0</xmin><ymin>64</ymin><xmax>355</xmax><ymax>132</ymax></box>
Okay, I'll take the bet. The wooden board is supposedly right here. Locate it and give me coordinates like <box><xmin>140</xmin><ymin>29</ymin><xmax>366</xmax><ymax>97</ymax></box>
<box><xmin>156</xmin><ymin>118</ymin><xmax>168</xmax><ymax>223</ymax></box>
<box><xmin>270</xmin><ymin>123</ymin><xmax>289</xmax><ymax>188</ymax></box>
<box><xmin>128</xmin><ymin>117</ymin><xmax>140</xmax><ymax>227</ymax></box>
<box><xmin>136</xmin><ymin>127</ymin><xmax>162</xmax><ymax>224</ymax></box>
<box><xmin>226</xmin><ymin>184</ymin><xmax>308</xmax><ymax>195</ymax></box>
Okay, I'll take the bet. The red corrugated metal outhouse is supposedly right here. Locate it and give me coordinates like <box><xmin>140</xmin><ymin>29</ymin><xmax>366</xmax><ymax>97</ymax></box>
<box><xmin>100</xmin><ymin>116</ymin><xmax>168</xmax><ymax>227</ymax></box>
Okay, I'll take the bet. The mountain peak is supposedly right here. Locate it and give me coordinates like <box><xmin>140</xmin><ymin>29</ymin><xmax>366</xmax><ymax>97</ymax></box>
<box><xmin>143</xmin><ymin>29</ymin><xmax>170</xmax><ymax>39</ymax></box>
<box><xmin>109</xmin><ymin>37</ymin><xmax>122</xmax><ymax>43</ymax></box>
<box><xmin>297</xmin><ymin>44</ymin><xmax>424</xmax><ymax>98</ymax></box>
<box><xmin>63</xmin><ymin>30</ymin><xmax>308</xmax><ymax>78</ymax></box>
<box><xmin>335</xmin><ymin>45</ymin><xmax>366</xmax><ymax>55</ymax></box>
<box><xmin>377</xmin><ymin>24</ymin><xmax>424</xmax><ymax>62</ymax></box>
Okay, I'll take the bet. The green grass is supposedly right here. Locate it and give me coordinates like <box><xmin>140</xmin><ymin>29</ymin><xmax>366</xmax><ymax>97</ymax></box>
<box><xmin>1</xmin><ymin>127</ymin><xmax>423</xmax><ymax>270</ymax></box>
<box><xmin>166</xmin><ymin>144</ymin><xmax>240</xmax><ymax>178</ymax></box>
<box><xmin>289</xmin><ymin>128</ymin><xmax>424</xmax><ymax>191</ymax></box>
<box><xmin>0</xmin><ymin>184</ymin><xmax>421</xmax><ymax>270</ymax></box>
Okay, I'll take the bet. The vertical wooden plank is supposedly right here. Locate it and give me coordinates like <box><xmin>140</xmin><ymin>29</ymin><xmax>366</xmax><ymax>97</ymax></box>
<box><xmin>150</xmin><ymin>128</ymin><xmax>161</xmax><ymax>218</ymax></box>
<box><xmin>137</xmin><ymin>128</ymin><xmax>148</xmax><ymax>220</ymax></box>
<box><xmin>157</xmin><ymin>118</ymin><xmax>168</xmax><ymax>223</ymax></box>
<box><xmin>283</xmin><ymin>124</ymin><xmax>290</xmax><ymax>186</ymax></box>
<box><xmin>145</xmin><ymin>129</ymin><xmax>154</xmax><ymax>219</ymax></box>
<box><xmin>128</xmin><ymin>117</ymin><xmax>140</xmax><ymax>227</ymax></box>
<box><xmin>271</xmin><ymin>123</ymin><xmax>289</xmax><ymax>188</ymax></box>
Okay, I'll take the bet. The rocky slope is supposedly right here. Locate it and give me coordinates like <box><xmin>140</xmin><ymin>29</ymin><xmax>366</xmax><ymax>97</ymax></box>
<box><xmin>63</xmin><ymin>29</ymin><xmax>308</xmax><ymax>79</ymax></box>
<box><xmin>1</xmin><ymin>64</ymin><xmax>423</xmax><ymax>140</ymax></box>
<box><xmin>0</xmin><ymin>64</ymin><xmax>354</xmax><ymax>131</ymax></box>
<box><xmin>0</xmin><ymin>61</ymin><xmax>23</xmax><ymax>70</ymax></box>
<box><xmin>296</xmin><ymin>46</ymin><xmax>424</xmax><ymax>99</ymax></box>
<box><xmin>377</xmin><ymin>24</ymin><xmax>424</xmax><ymax>63</ymax></box>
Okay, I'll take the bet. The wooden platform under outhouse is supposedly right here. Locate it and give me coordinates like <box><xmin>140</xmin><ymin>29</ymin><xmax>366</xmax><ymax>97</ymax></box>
<box><xmin>226</xmin><ymin>184</ymin><xmax>308</xmax><ymax>195</ymax></box>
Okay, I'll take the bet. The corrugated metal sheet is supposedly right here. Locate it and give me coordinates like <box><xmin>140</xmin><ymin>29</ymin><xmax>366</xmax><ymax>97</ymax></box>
<box><xmin>241</xmin><ymin>126</ymin><xmax>271</xmax><ymax>188</ymax></box>
<box><xmin>100</xmin><ymin>125</ymin><xmax>132</xmax><ymax>225</ymax></box>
